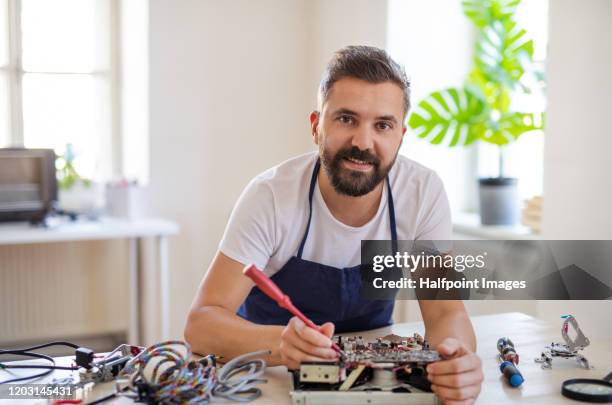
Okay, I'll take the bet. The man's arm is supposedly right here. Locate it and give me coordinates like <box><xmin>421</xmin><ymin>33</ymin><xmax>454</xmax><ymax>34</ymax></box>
<box><xmin>419</xmin><ymin>300</ymin><xmax>483</xmax><ymax>405</ymax></box>
<box><xmin>184</xmin><ymin>252</ymin><xmax>283</xmax><ymax>363</ymax></box>
<box><xmin>418</xmin><ymin>300</ymin><xmax>475</xmax><ymax>350</ymax></box>
<box><xmin>184</xmin><ymin>252</ymin><xmax>337</xmax><ymax>367</ymax></box>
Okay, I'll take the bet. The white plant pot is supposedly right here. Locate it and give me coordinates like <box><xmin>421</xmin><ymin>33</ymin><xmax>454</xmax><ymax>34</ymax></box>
<box><xmin>58</xmin><ymin>181</ymin><xmax>105</xmax><ymax>214</ymax></box>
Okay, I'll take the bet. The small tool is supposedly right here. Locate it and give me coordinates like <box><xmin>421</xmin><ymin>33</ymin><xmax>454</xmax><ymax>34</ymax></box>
<box><xmin>497</xmin><ymin>337</ymin><xmax>519</xmax><ymax>364</ymax></box>
<box><xmin>535</xmin><ymin>315</ymin><xmax>591</xmax><ymax>369</ymax></box>
<box><xmin>243</xmin><ymin>264</ymin><xmax>345</xmax><ymax>356</ymax></box>
<box><xmin>561</xmin><ymin>371</ymin><xmax>612</xmax><ymax>403</ymax></box>
<box><xmin>497</xmin><ymin>337</ymin><xmax>524</xmax><ymax>387</ymax></box>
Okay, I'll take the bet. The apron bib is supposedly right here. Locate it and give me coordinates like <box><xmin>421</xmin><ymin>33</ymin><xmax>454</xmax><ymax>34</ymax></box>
<box><xmin>237</xmin><ymin>159</ymin><xmax>397</xmax><ymax>333</ymax></box>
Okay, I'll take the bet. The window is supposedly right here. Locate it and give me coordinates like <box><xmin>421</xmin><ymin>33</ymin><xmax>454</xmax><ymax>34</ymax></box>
<box><xmin>0</xmin><ymin>0</ymin><xmax>117</xmax><ymax>181</ymax></box>
<box><xmin>477</xmin><ymin>0</ymin><xmax>548</xmax><ymax>201</ymax></box>
<box><xmin>387</xmin><ymin>0</ymin><xmax>548</xmax><ymax>214</ymax></box>
<box><xmin>387</xmin><ymin>0</ymin><xmax>478</xmax><ymax>214</ymax></box>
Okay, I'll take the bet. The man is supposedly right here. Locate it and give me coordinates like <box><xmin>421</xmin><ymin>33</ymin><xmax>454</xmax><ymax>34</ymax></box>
<box><xmin>185</xmin><ymin>46</ymin><xmax>483</xmax><ymax>404</ymax></box>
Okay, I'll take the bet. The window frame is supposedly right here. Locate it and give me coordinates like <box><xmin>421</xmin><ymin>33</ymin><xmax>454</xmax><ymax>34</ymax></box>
<box><xmin>1</xmin><ymin>0</ymin><xmax>121</xmax><ymax>178</ymax></box>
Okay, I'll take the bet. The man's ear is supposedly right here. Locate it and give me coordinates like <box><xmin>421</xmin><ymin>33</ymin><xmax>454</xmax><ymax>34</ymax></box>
<box><xmin>310</xmin><ymin>111</ymin><xmax>320</xmax><ymax>145</ymax></box>
<box><xmin>399</xmin><ymin>125</ymin><xmax>407</xmax><ymax>148</ymax></box>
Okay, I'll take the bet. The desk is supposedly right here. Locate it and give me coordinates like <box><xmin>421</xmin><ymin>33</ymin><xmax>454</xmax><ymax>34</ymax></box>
<box><xmin>1</xmin><ymin>313</ymin><xmax>609</xmax><ymax>404</ymax></box>
<box><xmin>0</xmin><ymin>218</ymin><xmax>179</xmax><ymax>344</ymax></box>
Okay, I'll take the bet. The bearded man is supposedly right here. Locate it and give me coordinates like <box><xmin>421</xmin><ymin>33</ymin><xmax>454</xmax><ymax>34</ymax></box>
<box><xmin>185</xmin><ymin>45</ymin><xmax>484</xmax><ymax>405</ymax></box>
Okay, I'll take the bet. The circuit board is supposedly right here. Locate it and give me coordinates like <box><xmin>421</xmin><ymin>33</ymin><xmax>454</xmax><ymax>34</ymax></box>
<box><xmin>290</xmin><ymin>333</ymin><xmax>442</xmax><ymax>405</ymax></box>
<box><xmin>339</xmin><ymin>334</ymin><xmax>440</xmax><ymax>365</ymax></box>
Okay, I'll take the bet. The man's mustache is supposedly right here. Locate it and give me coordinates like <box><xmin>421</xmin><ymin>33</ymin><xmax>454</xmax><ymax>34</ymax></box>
<box><xmin>335</xmin><ymin>147</ymin><xmax>380</xmax><ymax>166</ymax></box>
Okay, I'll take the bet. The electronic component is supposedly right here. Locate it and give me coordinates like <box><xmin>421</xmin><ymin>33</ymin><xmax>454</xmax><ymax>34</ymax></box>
<box><xmin>290</xmin><ymin>333</ymin><xmax>441</xmax><ymax>405</ymax></box>
<box><xmin>75</xmin><ymin>348</ymin><xmax>95</xmax><ymax>369</ymax></box>
<box><xmin>497</xmin><ymin>337</ymin><xmax>523</xmax><ymax>387</ymax></box>
<box><xmin>77</xmin><ymin>344</ymin><xmax>144</xmax><ymax>384</ymax></box>
<box><xmin>299</xmin><ymin>364</ymin><xmax>340</xmax><ymax>383</ymax></box>
<box><xmin>535</xmin><ymin>315</ymin><xmax>592</xmax><ymax>369</ymax></box>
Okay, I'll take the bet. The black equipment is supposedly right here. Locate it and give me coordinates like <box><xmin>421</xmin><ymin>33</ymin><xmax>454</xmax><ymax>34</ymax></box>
<box><xmin>0</xmin><ymin>148</ymin><xmax>58</xmax><ymax>222</ymax></box>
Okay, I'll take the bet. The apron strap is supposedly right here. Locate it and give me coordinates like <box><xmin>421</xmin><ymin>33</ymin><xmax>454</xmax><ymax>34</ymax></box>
<box><xmin>387</xmin><ymin>177</ymin><xmax>399</xmax><ymax>253</ymax></box>
<box><xmin>297</xmin><ymin>158</ymin><xmax>398</xmax><ymax>259</ymax></box>
<box><xmin>297</xmin><ymin>159</ymin><xmax>321</xmax><ymax>258</ymax></box>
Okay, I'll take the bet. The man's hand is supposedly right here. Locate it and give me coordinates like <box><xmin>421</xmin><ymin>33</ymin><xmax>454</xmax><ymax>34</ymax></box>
<box><xmin>426</xmin><ymin>337</ymin><xmax>483</xmax><ymax>405</ymax></box>
<box><xmin>279</xmin><ymin>316</ymin><xmax>338</xmax><ymax>370</ymax></box>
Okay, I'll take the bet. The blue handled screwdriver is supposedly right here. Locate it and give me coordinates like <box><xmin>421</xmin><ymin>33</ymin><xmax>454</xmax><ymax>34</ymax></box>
<box><xmin>497</xmin><ymin>337</ymin><xmax>524</xmax><ymax>387</ymax></box>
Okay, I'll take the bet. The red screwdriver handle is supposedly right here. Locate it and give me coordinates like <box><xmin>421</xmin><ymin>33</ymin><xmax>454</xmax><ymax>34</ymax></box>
<box><xmin>242</xmin><ymin>264</ymin><xmax>342</xmax><ymax>354</ymax></box>
<box><xmin>243</xmin><ymin>264</ymin><xmax>289</xmax><ymax>306</ymax></box>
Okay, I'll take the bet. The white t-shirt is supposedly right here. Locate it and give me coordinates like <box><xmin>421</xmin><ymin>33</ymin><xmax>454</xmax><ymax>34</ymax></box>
<box><xmin>219</xmin><ymin>151</ymin><xmax>452</xmax><ymax>277</ymax></box>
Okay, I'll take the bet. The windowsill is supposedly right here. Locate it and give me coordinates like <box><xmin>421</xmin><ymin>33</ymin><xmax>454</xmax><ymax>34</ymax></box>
<box><xmin>452</xmin><ymin>212</ymin><xmax>540</xmax><ymax>240</ymax></box>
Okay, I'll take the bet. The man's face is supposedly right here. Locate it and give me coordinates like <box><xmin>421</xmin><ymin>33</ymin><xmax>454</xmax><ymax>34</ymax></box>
<box><xmin>311</xmin><ymin>77</ymin><xmax>407</xmax><ymax>197</ymax></box>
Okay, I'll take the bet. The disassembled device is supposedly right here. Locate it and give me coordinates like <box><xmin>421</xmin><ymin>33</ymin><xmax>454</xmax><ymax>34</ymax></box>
<box><xmin>497</xmin><ymin>337</ymin><xmax>524</xmax><ymax>387</ymax></box>
<box><xmin>291</xmin><ymin>333</ymin><xmax>441</xmax><ymax>405</ymax></box>
<box><xmin>535</xmin><ymin>315</ymin><xmax>592</xmax><ymax>369</ymax></box>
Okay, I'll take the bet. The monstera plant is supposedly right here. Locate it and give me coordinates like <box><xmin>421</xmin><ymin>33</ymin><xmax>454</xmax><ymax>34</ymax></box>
<box><xmin>408</xmin><ymin>0</ymin><xmax>545</xmax><ymax>225</ymax></box>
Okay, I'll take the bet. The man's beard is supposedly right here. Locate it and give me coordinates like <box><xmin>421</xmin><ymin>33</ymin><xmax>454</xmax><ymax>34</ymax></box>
<box><xmin>320</xmin><ymin>144</ymin><xmax>395</xmax><ymax>197</ymax></box>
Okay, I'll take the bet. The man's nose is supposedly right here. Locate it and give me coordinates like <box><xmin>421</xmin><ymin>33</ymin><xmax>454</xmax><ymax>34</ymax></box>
<box><xmin>351</xmin><ymin>125</ymin><xmax>374</xmax><ymax>151</ymax></box>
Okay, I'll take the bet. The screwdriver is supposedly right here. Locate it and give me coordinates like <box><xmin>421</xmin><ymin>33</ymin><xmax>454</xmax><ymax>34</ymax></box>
<box><xmin>497</xmin><ymin>337</ymin><xmax>524</xmax><ymax>387</ymax></box>
<box><xmin>243</xmin><ymin>264</ymin><xmax>345</xmax><ymax>356</ymax></box>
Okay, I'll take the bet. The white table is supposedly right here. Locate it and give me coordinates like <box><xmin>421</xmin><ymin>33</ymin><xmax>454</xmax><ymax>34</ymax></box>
<box><xmin>1</xmin><ymin>313</ymin><xmax>609</xmax><ymax>404</ymax></box>
<box><xmin>0</xmin><ymin>217</ymin><xmax>179</xmax><ymax>344</ymax></box>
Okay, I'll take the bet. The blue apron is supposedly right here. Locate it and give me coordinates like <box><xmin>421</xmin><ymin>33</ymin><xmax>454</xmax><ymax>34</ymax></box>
<box><xmin>237</xmin><ymin>159</ymin><xmax>397</xmax><ymax>333</ymax></box>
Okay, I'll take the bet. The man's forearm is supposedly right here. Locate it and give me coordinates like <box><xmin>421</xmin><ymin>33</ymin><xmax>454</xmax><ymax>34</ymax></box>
<box><xmin>420</xmin><ymin>300</ymin><xmax>476</xmax><ymax>351</ymax></box>
<box><xmin>184</xmin><ymin>305</ymin><xmax>284</xmax><ymax>365</ymax></box>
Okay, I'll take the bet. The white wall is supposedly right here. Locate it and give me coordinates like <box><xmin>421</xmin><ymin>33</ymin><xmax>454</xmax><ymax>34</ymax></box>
<box><xmin>146</xmin><ymin>0</ymin><xmax>611</xmax><ymax>340</ymax></box>
<box><xmin>309</xmin><ymin>0</ymin><xmax>388</xmax><ymax>103</ymax></box>
<box><xmin>147</xmin><ymin>0</ymin><xmax>390</xmax><ymax>338</ymax></box>
<box><xmin>539</xmin><ymin>0</ymin><xmax>612</xmax><ymax>339</ymax></box>
<box><xmin>542</xmin><ymin>0</ymin><xmax>612</xmax><ymax>240</ymax></box>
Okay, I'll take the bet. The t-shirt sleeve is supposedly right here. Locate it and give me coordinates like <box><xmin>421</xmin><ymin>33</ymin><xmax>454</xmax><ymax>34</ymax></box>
<box><xmin>218</xmin><ymin>177</ymin><xmax>276</xmax><ymax>270</ymax></box>
<box><xmin>415</xmin><ymin>172</ymin><xmax>452</xmax><ymax>241</ymax></box>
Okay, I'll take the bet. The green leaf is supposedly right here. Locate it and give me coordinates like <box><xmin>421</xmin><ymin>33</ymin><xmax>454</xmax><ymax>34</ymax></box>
<box><xmin>408</xmin><ymin>88</ymin><xmax>488</xmax><ymax>147</ymax></box>
<box><xmin>466</xmin><ymin>67</ymin><xmax>511</xmax><ymax>113</ymax></box>
<box><xmin>462</xmin><ymin>0</ymin><xmax>521</xmax><ymax>28</ymax></box>
<box><xmin>475</xmin><ymin>19</ymin><xmax>534</xmax><ymax>88</ymax></box>
<box><xmin>482</xmin><ymin>111</ymin><xmax>544</xmax><ymax>145</ymax></box>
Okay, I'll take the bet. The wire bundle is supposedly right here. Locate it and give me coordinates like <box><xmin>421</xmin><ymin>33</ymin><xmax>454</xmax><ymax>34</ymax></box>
<box><xmin>118</xmin><ymin>341</ymin><xmax>268</xmax><ymax>404</ymax></box>
<box><xmin>212</xmin><ymin>349</ymin><xmax>268</xmax><ymax>402</ymax></box>
<box><xmin>0</xmin><ymin>342</ymin><xmax>80</xmax><ymax>384</ymax></box>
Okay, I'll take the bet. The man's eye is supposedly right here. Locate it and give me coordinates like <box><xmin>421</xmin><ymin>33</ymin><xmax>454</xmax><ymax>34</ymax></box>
<box><xmin>338</xmin><ymin>115</ymin><xmax>354</xmax><ymax>124</ymax></box>
<box><xmin>376</xmin><ymin>122</ymin><xmax>393</xmax><ymax>130</ymax></box>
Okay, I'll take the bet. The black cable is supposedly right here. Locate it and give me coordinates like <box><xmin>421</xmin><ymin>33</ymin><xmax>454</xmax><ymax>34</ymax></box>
<box><xmin>0</xmin><ymin>341</ymin><xmax>80</xmax><ymax>352</ymax></box>
<box><xmin>0</xmin><ymin>357</ymin><xmax>55</xmax><ymax>384</ymax></box>
<box><xmin>0</xmin><ymin>341</ymin><xmax>80</xmax><ymax>384</ymax></box>
<box><xmin>1</xmin><ymin>365</ymin><xmax>77</xmax><ymax>370</ymax></box>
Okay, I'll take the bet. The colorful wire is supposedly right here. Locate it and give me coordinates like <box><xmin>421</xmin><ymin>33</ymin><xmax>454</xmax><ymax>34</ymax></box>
<box><xmin>118</xmin><ymin>341</ymin><xmax>268</xmax><ymax>404</ymax></box>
